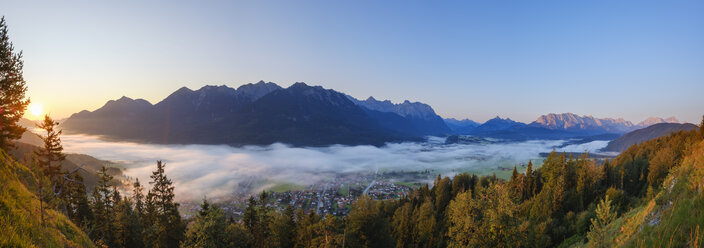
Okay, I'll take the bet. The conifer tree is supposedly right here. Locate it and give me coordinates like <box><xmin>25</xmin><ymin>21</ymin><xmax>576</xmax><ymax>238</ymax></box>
<box><xmin>65</xmin><ymin>172</ymin><xmax>93</xmax><ymax>228</ymax></box>
<box><xmin>146</xmin><ymin>160</ymin><xmax>185</xmax><ymax>248</ymax></box>
<box><xmin>34</xmin><ymin>115</ymin><xmax>66</xmax><ymax>187</ymax></box>
<box><xmin>0</xmin><ymin>16</ymin><xmax>30</xmax><ymax>151</ymax></box>
<box><xmin>270</xmin><ymin>205</ymin><xmax>296</xmax><ymax>248</ymax></box>
<box><xmin>182</xmin><ymin>199</ymin><xmax>230</xmax><ymax>248</ymax></box>
<box><xmin>525</xmin><ymin>160</ymin><xmax>534</xmax><ymax>199</ymax></box>
<box><xmin>133</xmin><ymin>178</ymin><xmax>145</xmax><ymax>218</ymax></box>
<box><xmin>587</xmin><ymin>196</ymin><xmax>616</xmax><ymax>248</ymax></box>
<box><xmin>91</xmin><ymin>166</ymin><xmax>117</xmax><ymax>246</ymax></box>
<box><xmin>114</xmin><ymin>196</ymin><xmax>145</xmax><ymax>248</ymax></box>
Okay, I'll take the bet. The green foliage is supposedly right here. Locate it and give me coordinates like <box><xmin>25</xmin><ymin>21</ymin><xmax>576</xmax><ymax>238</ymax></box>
<box><xmin>182</xmin><ymin>199</ymin><xmax>230</xmax><ymax>248</ymax></box>
<box><xmin>345</xmin><ymin>195</ymin><xmax>394</xmax><ymax>248</ymax></box>
<box><xmin>447</xmin><ymin>183</ymin><xmax>522</xmax><ymax>247</ymax></box>
<box><xmin>0</xmin><ymin>16</ymin><xmax>30</xmax><ymax>151</ymax></box>
<box><xmin>33</xmin><ymin>115</ymin><xmax>67</xmax><ymax>183</ymax></box>
<box><xmin>145</xmin><ymin>160</ymin><xmax>185</xmax><ymax>248</ymax></box>
<box><xmin>0</xmin><ymin>149</ymin><xmax>94</xmax><ymax>247</ymax></box>
<box><xmin>586</xmin><ymin>196</ymin><xmax>616</xmax><ymax>248</ymax></box>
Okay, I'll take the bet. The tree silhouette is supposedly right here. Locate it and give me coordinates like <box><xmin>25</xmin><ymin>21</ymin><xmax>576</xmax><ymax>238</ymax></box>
<box><xmin>0</xmin><ymin>16</ymin><xmax>30</xmax><ymax>150</ymax></box>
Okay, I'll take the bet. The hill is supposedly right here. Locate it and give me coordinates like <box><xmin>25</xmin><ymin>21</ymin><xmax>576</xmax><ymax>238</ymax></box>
<box><xmin>582</xmin><ymin>134</ymin><xmax>704</xmax><ymax>247</ymax></box>
<box><xmin>8</xmin><ymin>142</ymin><xmax>124</xmax><ymax>191</ymax></box>
<box><xmin>0</xmin><ymin>149</ymin><xmax>94</xmax><ymax>247</ymax></box>
<box><xmin>602</xmin><ymin>123</ymin><xmax>698</xmax><ymax>152</ymax></box>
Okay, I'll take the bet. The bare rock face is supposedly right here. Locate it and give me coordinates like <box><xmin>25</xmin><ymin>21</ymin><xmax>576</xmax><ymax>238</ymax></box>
<box><xmin>531</xmin><ymin>113</ymin><xmax>635</xmax><ymax>134</ymax></box>
<box><xmin>637</xmin><ymin>116</ymin><xmax>680</xmax><ymax>127</ymax></box>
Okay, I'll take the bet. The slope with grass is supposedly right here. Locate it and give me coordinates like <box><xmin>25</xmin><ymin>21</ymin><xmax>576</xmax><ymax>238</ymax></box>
<box><xmin>0</xmin><ymin>149</ymin><xmax>95</xmax><ymax>247</ymax></box>
<box><xmin>583</xmin><ymin>139</ymin><xmax>704</xmax><ymax>247</ymax></box>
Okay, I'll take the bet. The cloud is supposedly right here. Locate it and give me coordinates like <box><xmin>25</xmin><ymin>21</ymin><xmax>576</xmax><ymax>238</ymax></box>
<box><xmin>61</xmin><ymin>134</ymin><xmax>609</xmax><ymax>201</ymax></box>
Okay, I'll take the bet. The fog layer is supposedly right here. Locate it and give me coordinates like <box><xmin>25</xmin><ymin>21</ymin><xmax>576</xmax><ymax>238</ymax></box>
<box><xmin>61</xmin><ymin>134</ymin><xmax>609</xmax><ymax>201</ymax></box>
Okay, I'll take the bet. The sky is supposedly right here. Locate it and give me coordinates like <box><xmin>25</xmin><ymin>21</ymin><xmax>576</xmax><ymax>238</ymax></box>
<box><xmin>3</xmin><ymin>1</ymin><xmax>703</xmax><ymax>123</ymax></box>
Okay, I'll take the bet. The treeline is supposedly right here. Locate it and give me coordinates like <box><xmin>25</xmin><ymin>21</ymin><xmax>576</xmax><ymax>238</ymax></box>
<box><xmin>168</xmin><ymin>117</ymin><xmax>704</xmax><ymax>248</ymax></box>
<box><xmin>24</xmin><ymin>116</ymin><xmax>186</xmax><ymax>247</ymax></box>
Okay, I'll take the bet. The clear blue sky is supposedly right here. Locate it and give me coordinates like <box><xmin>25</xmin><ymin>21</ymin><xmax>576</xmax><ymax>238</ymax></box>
<box><xmin>3</xmin><ymin>1</ymin><xmax>703</xmax><ymax>123</ymax></box>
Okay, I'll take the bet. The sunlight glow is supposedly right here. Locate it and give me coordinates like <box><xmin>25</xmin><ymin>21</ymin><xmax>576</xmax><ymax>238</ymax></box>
<box><xmin>28</xmin><ymin>103</ymin><xmax>43</xmax><ymax>117</ymax></box>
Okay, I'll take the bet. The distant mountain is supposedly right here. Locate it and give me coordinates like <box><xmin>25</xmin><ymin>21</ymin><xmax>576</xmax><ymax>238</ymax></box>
<box><xmin>347</xmin><ymin>96</ymin><xmax>451</xmax><ymax>136</ymax></box>
<box><xmin>602</xmin><ymin>123</ymin><xmax>697</xmax><ymax>152</ymax></box>
<box><xmin>63</xmin><ymin>82</ymin><xmax>423</xmax><ymax>146</ymax></box>
<box><xmin>472</xmin><ymin>116</ymin><xmax>526</xmax><ymax>133</ymax></box>
<box><xmin>462</xmin><ymin>116</ymin><xmax>624</xmax><ymax>141</ymax></box>
<box><xmin>530</xmin><ymin>113</ymin><xmax>635</xmax><ymax>134</ymax></box>
<box><xmin>444</xmin><ymin>118</ymin><xmax>480</xmax><ymax>134</ymax></box>
<box><xmin>636</xmin><ymin>116</ymin><xmax>679</xmax><ymax>127</ymax></box>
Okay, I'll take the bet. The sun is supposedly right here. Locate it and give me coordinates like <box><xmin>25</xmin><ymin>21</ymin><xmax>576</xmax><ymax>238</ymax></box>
<box><xmin>28</xmin><ymin>103</ymin><xmax>43</xmax><ymax>117</ymax></box>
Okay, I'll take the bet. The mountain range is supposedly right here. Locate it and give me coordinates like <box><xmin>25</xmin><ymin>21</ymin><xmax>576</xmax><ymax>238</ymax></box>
<box><xmin>62</xmin><ymin>81</ymin><xmax>444</xmax><ymax>146</ymax></box>
<box><xmin>443</xmin><ymin>113</ymin><xmax>684</xmax><ymax>141</ymax></box>
<box><xmin>62</xmin><ymin>81</ymin><xmax>688</xmax><ymax>146</ymax></box>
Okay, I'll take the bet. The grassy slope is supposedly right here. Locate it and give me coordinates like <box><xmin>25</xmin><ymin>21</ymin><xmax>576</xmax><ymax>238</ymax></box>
<box><xmin>0</xmin><ymin>149</ymin><xmax>95</xmax><ymax>248</ymax></box>
<box><xmin>583</xmin><ymin>140</ymin><xmax>704</xmax><ymax>247</ymax></box>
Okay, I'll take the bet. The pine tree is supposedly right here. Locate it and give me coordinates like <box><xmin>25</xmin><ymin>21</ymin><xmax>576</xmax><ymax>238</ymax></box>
<box><xmin>133</xmin><ymin>178</ymin><xmax>145</xmax><ymax>218</ymax></box>
<box><xmin>146</xmin><ymin>160</ymin><xmax>185</xmax><ymax>248</ymax></box>
<box><xmin>345</xmin><ymin>195</ymin><xmax>394</xmax><ymax>248</ymax></box>
<box><xmin>525</xmin><ymin>160</ymin><xmax>534</xmax><ymax>200</ymax></box>
<box><xmin>65</xmin><ymin>172</ymin><xmax>93</xmax><ymax>228</ymax></box>
<box><xmin>270</xmin><ymin>205</ymin><xmax>296</xmax><ymax>248</ymax></box>
<box><xmin>243</xmin><ymin>196</ymin><xmax>258</xmax><ymax>234</ymax></box>
<box><xmin>587</xmin><ymin>196</ymin><xmax>616</xmax><ymax>248</ymax></box>
<box><xmin>34</xmin><ymin>115</ymin><xmax>66</xmax><ymax>187</ymax></box>
<box><xmin>182</xmin><ymin>199</ymin><xmax>230</xmax><ymax>248</ymax></box>
<box><xmin>391</xmin><ymin>203</ymin><xmax>414</xmax><ymax>248</ymax></box>
<box><xmin>0</xmin><ymin>16</ymin><xmax>30</xmax><ymax>151</ymax></box>
<box><xmin>114</xmin><ymin>196</ymin><xmax>145</xmax><ymax>248</ymax></box>
<box><xmin>91</xmin><ymin>166</ymin><xmax>117</xmax><ymax>246</ymax></box>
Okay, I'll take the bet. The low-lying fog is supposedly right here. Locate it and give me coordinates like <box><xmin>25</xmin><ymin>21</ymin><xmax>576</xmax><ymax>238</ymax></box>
<box><xmin>61</xmin><ymin>134</ymin><xmax>611</xmax><ymax>201</ymax></box>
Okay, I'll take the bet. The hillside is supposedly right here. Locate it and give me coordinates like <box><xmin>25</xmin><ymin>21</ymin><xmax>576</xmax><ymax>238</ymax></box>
<box><xmin>8</xmin><ymin>142</ymin><xmax>124</xmax><ymax>190</ymax></box>
<box><xmin>582</xmin><ymin>137</ymin><xmax>704</xmax><ymax>247</ymax></box>
<box><xmin>603</xmin><ymin>123</ymin><xmax>698</xmax><ymax>152</ymax></box>
<box><xmin>0</xmin><ymin>149</ymin><xmax>95</xmax><ymax>247</ymax></box>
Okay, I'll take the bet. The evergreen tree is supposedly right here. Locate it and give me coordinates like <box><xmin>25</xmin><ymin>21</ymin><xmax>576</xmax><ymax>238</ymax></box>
<box><xmin>587</xmin><ymin>196</ymin><xmax>616</xmax><ymax>248</ymax></box>
<box><xmin>447</xmin><ymin>183</ymin><xmax>522</xmax><ymax>248</ymax></box>
<box><xmin>34</xmin><ymin>115</ymin><xmax>66</xmax><ymax>187</ymax></box>
<box><xmin>133</xmin><ymin>178</ymin><xmax>145</xmax><ymax>218</ymax></box>
<box><xmin>182</xmin><ymin>199</ymin><xmax>230</xmax><ymax>248</ymax></box>
<box><xmin>91</xmin><ymin>166</ymin><xmax>117</xmax><ymax>246</ymax></box>
<box><xmin>227</xmin><ymin>221</ymin><xmax>252</xmax><ymax>248</ymax></box>
<box><xmin>525</xmin><ymin>160</ymin><xmax>534</xmax><ymax>199</ymax></box>
<box><xmin>146</xmin><ymin>160</ymin><xmax>185</xmax><ymax>248</ymax></box>
<box><xmin>114</xmin><ymin>196</ymin><xmax>145</xmax><ymax>248</ymax></box>
<box><xmin>270</xmin><ymin>205</ymin><xmax>296</xmax><ymax>248</ymax></box>
<box><xmin>345</xmin><ymin>195</ymin><xmax>394</xmax><ymax>248</ymax></box>
<box><xmin>65</xmin><ymin>172</ymin><xmax>93</xmax><ymax>228</ymax></box>
<box><xmin>413</xmin><ymin>201</ymin><xmax>438</xmax><ymax>248</ymax></box>
<box><xmin>0</xmin><ymin>16</ymin><xmax>29</xmax><ymax>151</ymax></box>
<box><xmin>243</xmin><ymin>196</ymin><xmax>258</xmax><ymax>234</ymax></box>
<box><xmin>391</xmin><ymin>203</ymin><xmax>414</xmax><ymax>248</ymax></box>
